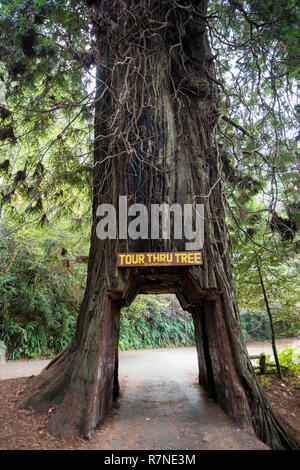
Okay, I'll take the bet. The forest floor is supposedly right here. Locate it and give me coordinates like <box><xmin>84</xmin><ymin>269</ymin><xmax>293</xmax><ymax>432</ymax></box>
<box><xmin>0</xmin><ymin>340</ymin><xmax>299</xmax><ymax>451</ymax></box>
<box><xmin>264</xmin><ymin>375</ymin><xmax>300</xmax><ymax>443</ymax></box>
<box><xmin>247</xmin><ymin>338</ymin><xmax>300</xmax><ymax>443</ymax></box>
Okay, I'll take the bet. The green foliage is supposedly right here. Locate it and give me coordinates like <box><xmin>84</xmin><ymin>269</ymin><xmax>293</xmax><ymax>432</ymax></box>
<box><xmin>0</xmin><ymin>0</ymin><xmax>93</xmax><ymax>230</ymax></box>
<box><xmin>119</xmin><ymin>295</ymin><xmax>195</xmax><ymax>351</ymax></box>
<box><xmin>241</xmin><ymin>310</ymin><xmax>271</xmax><ymax>341</ymax></box>
<box><xmin>232</xmin><ymin>220</ymin><xmax>299</xmax><ymax>341</ymax></box>
<box><xmin>256</xmin><ymin>347</ymin><xmax>300</xmax><ymax>388</ymax></box>
<box><xmin>241</xmin><ymin>309</ymin><xmax>299</xmax><ymax>342</ymax></box>
<box><xmin>259</xmin><ymin>375</ymin><xmax>272</xmax><ymax>389</ymax></box>
<box><xmin>257</xmin><ymin>347</ymin><xmax>300</xmax><ymax>384</ymax></box>
<box><xmin>276</xmin><ymin>346</ymin><xmax>300</xmax><ymax>376</ymax></box>
<box><xmin>0</xmin><ymin>318</ymin><xmax>73</xmax><ymax>359</ymax></box>
<box><xmin>0</xmin><ymin>226</ymin><xmax>85</xmax><ymax>359</ymax></box>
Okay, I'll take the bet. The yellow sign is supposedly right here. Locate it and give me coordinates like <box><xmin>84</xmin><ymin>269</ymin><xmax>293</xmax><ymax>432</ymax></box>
<box><xmin>117</xmin><ymin>251</ymin><xmax>202</xmax><ymax>267</ymax></box>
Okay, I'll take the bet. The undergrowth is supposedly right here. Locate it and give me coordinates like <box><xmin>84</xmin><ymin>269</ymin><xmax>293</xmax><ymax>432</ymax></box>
<box><xmin>0</xmin><ymin>228</ymin><xmax>195</xmax><ymax>359</ymax></box>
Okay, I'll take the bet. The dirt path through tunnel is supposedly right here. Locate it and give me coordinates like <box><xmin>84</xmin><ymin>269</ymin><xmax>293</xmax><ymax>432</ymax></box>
<box><xmin>2</xmin><ymin>342</ymin><xmax>298</xmax><ymax>449</ymax></box>
<box><xmin>84</xmin><ymin>348</ymin><xmax>268</xmax><ymax>450</ymax></box>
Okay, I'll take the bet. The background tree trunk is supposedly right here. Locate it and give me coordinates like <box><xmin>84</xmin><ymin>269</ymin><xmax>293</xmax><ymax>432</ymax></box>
<box><xmin>23</xmin><ymin>0</ymin><xmax>299</xmax><ymax>449</ymax></box>
<box><xmin>257</xmin><ymin>261</ymin><xmax>282</xmax><ymax>379</ymax></box>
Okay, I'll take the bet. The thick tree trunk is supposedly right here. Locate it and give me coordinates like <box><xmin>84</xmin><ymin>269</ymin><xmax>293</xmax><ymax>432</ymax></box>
<box><xmin>23</xmin><ymin>1</ymin><xmax>299</xmax><ymax>449</ymax></box>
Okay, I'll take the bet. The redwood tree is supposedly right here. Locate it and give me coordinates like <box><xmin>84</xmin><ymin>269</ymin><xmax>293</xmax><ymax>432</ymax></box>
<box><xmin>0</xmin><ymin>0</ymin><xmax>299</xmax><ymax>449</ymax></box>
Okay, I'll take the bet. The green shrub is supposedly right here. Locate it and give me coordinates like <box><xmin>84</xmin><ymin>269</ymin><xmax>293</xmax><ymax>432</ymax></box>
<box><xmin>261</xmin><ymin>347</ymin><xmax>300</xmax><ymax>383</ymax></box>
<box><xmin>0</xmin><ymin>231</ymin><xmax>81</xmax><ymax>359</ymax></box>
<box><xmin>119</xmin><ymin>295</ymin><xmax>195</xmax><ymax>351</ymax></box>
<box><xmin>259</xmin><ymin>375</ymin><xmax>272</xmax><ymax>389</ymax></box>
<box><xmin>277</xmin><ymin>346</ymin><xmax>300</xmax><ymax>375</ymax></box>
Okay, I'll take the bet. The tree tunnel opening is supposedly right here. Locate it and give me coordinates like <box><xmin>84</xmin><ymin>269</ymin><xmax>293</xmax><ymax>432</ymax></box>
<box><xmin>116</xmin><ymin>290</ymin><xmax>218</xmax><ymax>418</ymax></box>
<box><xmin>119</xmin><ymin>294</ymin><xmax>195</xmax><ymax>352</ymax></box>
<box><xmin>112</xmin><ymin>267</ymin><xmax>221</xmax><ymax>412</ymax></box>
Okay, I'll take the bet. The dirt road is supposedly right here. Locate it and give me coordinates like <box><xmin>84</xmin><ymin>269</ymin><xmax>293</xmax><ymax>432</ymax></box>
<box><xmin>84</xmin><ymin>347</ymin><xmax>268</xmax><ymax>450</ymax></box>
<box><xmin>247</xmin><ymin>337</ymin><xmax>300</xmax><ymax>358</ymax></box>
<box><xmin>0</xmin><ymin>344</ymin><xmax>288</xmax><ymax>449</ymax></box>
<box><xmin>1</xmin><ymin>338</ymin><xmax>298</xmax><ymax>380</ymax></box>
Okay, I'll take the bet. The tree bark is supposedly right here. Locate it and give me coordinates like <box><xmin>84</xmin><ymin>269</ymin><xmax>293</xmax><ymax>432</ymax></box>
<box><xmin>23</xmin><ymin>1</ymin><xmax>299</xmax><ymax>449</ymax></box>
